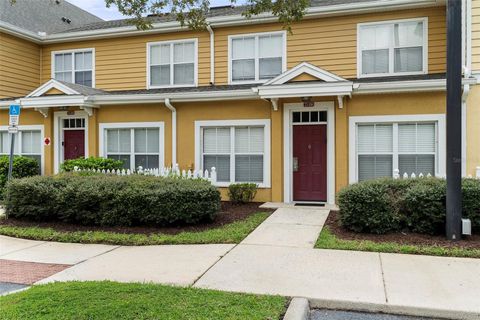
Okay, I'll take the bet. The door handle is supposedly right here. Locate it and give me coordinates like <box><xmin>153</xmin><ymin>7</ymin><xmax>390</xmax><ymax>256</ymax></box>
<box><xmin>293</xmin><ymin>157</ymin><xmax>299</xmax><ymax>172</ymax></box>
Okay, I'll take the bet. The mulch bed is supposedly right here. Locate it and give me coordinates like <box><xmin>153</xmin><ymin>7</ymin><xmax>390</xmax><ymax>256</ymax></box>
<box><xmin>326</xmin><ymin>211</ymin><xmax>480</xmax><ymax>250</ymax></box>
<box><xmin>0</xmin><ymin>202</ymin><xmax>273</xmax><ymax>235</ymax></box>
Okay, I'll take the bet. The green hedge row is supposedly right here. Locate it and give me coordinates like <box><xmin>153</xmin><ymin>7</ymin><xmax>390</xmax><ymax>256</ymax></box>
<box><xmin>337</xmin><ymin>178</ymin><xmax>480</xmax><ymax>235</ymax></box>
<box><xmin>5</xmin><ymin>174</ymin><xmax>221</xmax><ymax>227</ymax></box>
<box><xmin>0</xmin><ymin>156</ymin><xmax>39</xmax><ymax>198</ymax></box>
<box><xmin>61</xmin><ymin>157</ymin><xmax>124</xmax><ymax>172</ymax></box>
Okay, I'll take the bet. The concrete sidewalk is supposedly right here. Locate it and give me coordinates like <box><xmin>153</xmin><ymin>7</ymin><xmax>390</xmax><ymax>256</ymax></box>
<box><xmin>1</xmin><ymin>208</ymin><xmax>480</xmax><ymax>319</ymax></box>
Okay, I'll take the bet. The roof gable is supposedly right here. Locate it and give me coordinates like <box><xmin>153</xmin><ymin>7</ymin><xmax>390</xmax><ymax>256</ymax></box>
<box><xmin>264</xmin><ymin>62</ymin><xmax>347</xmax><ymax>86</ymax></box>
<box><xmin>27</xmin><ymin>79</ymin><xmax>80</xmax><ymax>97</ymax></box>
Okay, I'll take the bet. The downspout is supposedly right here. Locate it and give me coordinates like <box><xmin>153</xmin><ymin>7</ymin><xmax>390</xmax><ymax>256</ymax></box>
<box><xmin>164</xmin><ymin>98</ymin><xmax>177</xmax><ymax>167</ymax></box>
<box><xmin>461</xmin><ymin>0</ymin><xmax>472</xmax><ymax>177</ymax></box>
<box><xmin>207</xmin><ymin>25</ymin><xmax>215</xmax><ymax>85</ymax></box>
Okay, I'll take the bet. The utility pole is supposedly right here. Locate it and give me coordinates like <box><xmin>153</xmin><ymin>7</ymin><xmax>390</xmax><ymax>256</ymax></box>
<box><xmin>446</xmin><ymin>0</ymin><xmax>462</xmax><ymax>240</ymax></box>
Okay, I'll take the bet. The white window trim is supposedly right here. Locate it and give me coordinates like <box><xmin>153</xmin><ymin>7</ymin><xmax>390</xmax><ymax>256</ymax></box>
<box><xmin>146</xmin><ymin>38</ymin><xmax>199</xmax><ymax>89</ymax></box>
<box><xmin>0</xmin><ymin>125</ymin><xmax>45</xmax><ymax>175</ymax></box>
<box><xmin>99</xmin><ymin>122</ymin><xmax>165</xmax><ymax>171</ymax></box>
<box><xmin>348</xmin><ymin>114</ymin><xmax>446</xmax><ymax>184</ymax></box>
<box><xmin>194</xmin><ymin>119</ymin><xmax>271</xmax><ymax>188</ymax></box>
<box><xmin>51</xmin><ymin>48</ymin><xmax>96</xmax><ymax>88</ymax></box>
<box><xmin>283</xmin><ymin>102</ymin><xmax>335</xmax><ymax>204</ymax></box>
<box><xmin>228</xmin><ymin>30</ymin><xmax>287</xmax><ymax>85</ymax></box>
<box><xmin>357</xmin><ymin>17</ymin><xmax>428</xmax><ymax>78</ymax></box>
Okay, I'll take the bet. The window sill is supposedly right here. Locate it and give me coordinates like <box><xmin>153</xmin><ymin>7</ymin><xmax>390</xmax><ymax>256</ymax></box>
<box><xmin>357</xmin><ymin>70</ymin><xmax>428</xmax><ymax>79</ymax></box>
<box><xmin>148</xmin><ymin>84</ymin><xmax>197</xmax><ymax>89</ymax></box>
<box><xmin>213</xmin><ymin>182</ymin><xmax>271</xmax><ymax>189</ymax></box>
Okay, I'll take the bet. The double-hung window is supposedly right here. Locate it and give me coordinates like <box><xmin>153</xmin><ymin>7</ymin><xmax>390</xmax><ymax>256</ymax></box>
<box><xmin>355</xmin><ymin>121</ymin><xmax>438</xmax><ymax>181</ymax></box>
<box><xmin>197</xmin><ymin>120</ymin><xmax>270</xmax><ymax>186</ymax></box>
<box><xmin>358</xmin><ymin>18</ymin><xmax>427</xmax><ymax>77</ymax></box>
<box><xmin>148</xmin><ymin>39</ymin><xmax>197</xmax><ymax>88</ymax></box>
<box><xmin>101</xmin><ymin>123</ymin><xmax>164</xmax><ymax>171</ymax></box>
<box><xmin>229</xmin><ymin>32</ymin><xmax>286</xmax><ymax>83</ymax></box>
<box><xmin>0</xmin><ymin>129</ymin><xmax>42</xmax><ymax>172</ymax></box>
<box><xmin>53</xmin><ymin>49</ymin><xmax>94</xmax><ymax>87</ymax></box>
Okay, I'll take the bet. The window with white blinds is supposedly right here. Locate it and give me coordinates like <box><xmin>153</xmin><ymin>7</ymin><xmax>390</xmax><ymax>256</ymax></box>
<box><xmin>356</xmin><ymin>122</ymin><xmax>437</xmax><ymax>181</ymax></box>
<box><xmin>105</xmin><ymin>127</ymin><xmax>161</xmax><ymax>170</ymax></box>
<box><xmin>230</xmin><ymin>32</ymin><xmax>285</xmax><ymax>83</ymax></box>
<box><xmin>202</xmin><ymin>126</ymin><xmax>265</xmax><ymax>183</ymax></box>
<box><xmin>53</xmin><ymin>50</ymin><xmax>94</xmax><ymax>87</ymax></box>
<box><xmin>358</xmin><ymin>18</ymin><xmax>426</xmax><ymax>77</ymax></box>
<box><xmin>0</xmin><ymin>130</ymin><xmax>42</xmax><ymax>171</ymax></box>
<box><xmin>148</xmin><ymin>40</ymin><xmax>197</xmax><ymax>88</ymax></box>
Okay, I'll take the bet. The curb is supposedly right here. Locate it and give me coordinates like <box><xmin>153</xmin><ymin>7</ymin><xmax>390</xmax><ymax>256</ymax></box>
<box><xmin>309</xmin><ymin>298</ymin><xmax>480</xmax><ymax>320</ymax></box>
<box><xmin>283</xmin><ymin>297</ymin><xmax>310</xmax><ymax>320</ymax></box>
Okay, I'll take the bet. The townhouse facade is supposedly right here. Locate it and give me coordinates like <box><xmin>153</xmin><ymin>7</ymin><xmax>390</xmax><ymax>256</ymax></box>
<box><xmin>0</xmin><ymin>0</ymin><xmax>479</xmax><ymax>204</ymax></box>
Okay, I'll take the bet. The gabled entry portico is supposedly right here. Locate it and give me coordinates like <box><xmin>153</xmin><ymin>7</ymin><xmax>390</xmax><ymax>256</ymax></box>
<box><xmin>257</xmin><ymin>62</ymin><xmax>353</xmax><ymax>204</ymax></box>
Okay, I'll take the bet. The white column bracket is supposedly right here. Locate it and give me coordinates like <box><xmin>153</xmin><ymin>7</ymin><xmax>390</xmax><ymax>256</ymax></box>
<box><xmin>80</xmin><ymin>106</ymin><xmax>94</xmax><ymax>116</ymax></box>
<box><xmin>337</xmin><ymin>95</ymin><xmax>344</xmax><ymax>109</ymax></box>
<box><xmin>34</xmin><ymin>107</ymin><xmax>49</xmax><ymax>118</ymax></box>
<box><xmin>270</xmin><ymin>98</ymin><xmax>279</xmax><ymax>111</ymax></box>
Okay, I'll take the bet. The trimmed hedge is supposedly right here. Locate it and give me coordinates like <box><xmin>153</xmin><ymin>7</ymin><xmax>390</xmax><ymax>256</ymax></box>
<box><xmin>337</xmin><ymin>178</ymin><xmax>480</xmax><ymax>235</ymax></box>
<box><xmin>228</xmin><ymin>183</ymin><xmax>258</xmax><ymax>204</ymax></box>
<box><xmin>0</xmin><ymin>156</ymin><xmax>39</xmax><ymax>198</ymax></box>
<box><xmin>61</xmin><ymin>157</ymin><xmax>124</xmax><ymax>172</ymax></box>
<box><xmin>5</xmin><ymin>174</ymin><xmax>221</xmax><ymax>227</ymax></box>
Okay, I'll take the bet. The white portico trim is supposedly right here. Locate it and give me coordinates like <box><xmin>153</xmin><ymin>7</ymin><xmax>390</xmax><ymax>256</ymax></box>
<box><xmin>283</xmin><ymin>102</ymin><xmax>336</xmax><ymax>204</ymax></box>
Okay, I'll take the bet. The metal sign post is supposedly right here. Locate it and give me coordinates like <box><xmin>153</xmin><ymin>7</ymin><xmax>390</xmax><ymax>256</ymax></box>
<box><xmin>7</xmin><ymin>105</ymin><xmax>21</xmax><ymax>181</ymax></box>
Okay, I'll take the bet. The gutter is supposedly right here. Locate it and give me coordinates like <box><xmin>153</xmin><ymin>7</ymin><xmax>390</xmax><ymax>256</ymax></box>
<box><xmin>164</xmin><ymin>98</ymin><xmax>177</xmax><ymax>167</ymax></box>
<box><xmin>206</xmin><ymin>25</ymin><xmax>215</xmax><ymax>85</ymax></box>
<box><xmin>0</xmin><ymin>0</ymin><xmax>444</xmax><ymax>44</ymax></box>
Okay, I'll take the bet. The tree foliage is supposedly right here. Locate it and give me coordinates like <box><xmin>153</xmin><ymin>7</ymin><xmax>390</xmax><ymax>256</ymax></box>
<box><xmin>103</xmin><ymin>0</ymin><xmax>311</xmax><ymax>31</ymax></box>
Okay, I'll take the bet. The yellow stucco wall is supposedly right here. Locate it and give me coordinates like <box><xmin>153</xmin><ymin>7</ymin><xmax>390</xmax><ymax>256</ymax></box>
<box><xmin>39</xmin><ymin>6</ymin><xmax>446</xmax><ymax>91</ymax></box>
<box><xmin>0</xmin><ymin>32</ymin><xmax>40</xmax><ymax>99</ymax></box>
<box><xmin>467</xmin><ymin>85</ymin><xmax>480</xmax><ymax>176</ymax></box>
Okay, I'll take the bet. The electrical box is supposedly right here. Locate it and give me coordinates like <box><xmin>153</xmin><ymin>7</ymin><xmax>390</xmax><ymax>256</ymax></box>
<box><xmin>462</xmin><ymin>218</ymin><xmax>472</xmax><ymax>236</ymax></box>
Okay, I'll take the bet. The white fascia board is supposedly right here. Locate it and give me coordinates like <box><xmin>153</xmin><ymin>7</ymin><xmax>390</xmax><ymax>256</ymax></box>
<box><xmin>258</xmin><ymin>82</ymin><xmax>353</xmax><ymax>98</ymax></box>
<box><xmin>0</xmin><ymin>21</ymin><xmax>43</xmax><ymax>43</ymax></box>
<box><xmin>39</xmin><ymin>0</ymin><xmax>443</xmax><ymax>44</ymax></box>
<box><xmin>18</xmin><ymin>95</ymin><xmax>94</xmax><ymax>108</ymax></box>
<box><xmin>353</xmin><ymin>78</ymin><xmax>477</xmax><ymax>94</ymax></box>
<box><xmin>26</xmin><ymin>79</ymin><xmax>80</xmax><ymax>97</ymax></box>
<box><xmin>264</xmin><ymin>62</ymin><xmax>347</xmax><ymax>85</ymax></box>
<box><xmin>90</xmin><ymin>89</ymin><xmax>259</xmax><ymax>105</ymax></box>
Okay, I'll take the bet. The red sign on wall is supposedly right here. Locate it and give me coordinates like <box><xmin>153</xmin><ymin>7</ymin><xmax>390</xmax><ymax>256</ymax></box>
<box><xmin>44</xmin><ymin>137</ymin><xmax>51</xmax><ymax>146</ymax></box>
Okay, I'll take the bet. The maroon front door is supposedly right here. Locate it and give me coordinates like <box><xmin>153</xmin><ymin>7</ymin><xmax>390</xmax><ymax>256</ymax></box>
<box><xmin>63</xmin><ymin>130</ymin><xmax>85</xmax><ymax>160</ymax></box>
<box><xmin>293</xmin><ymin>125</ymin><xmax>327</xmax><ymax>202</ymax></box>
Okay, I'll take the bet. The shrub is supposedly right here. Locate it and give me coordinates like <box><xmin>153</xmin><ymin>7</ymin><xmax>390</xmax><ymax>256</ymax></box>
<box><xmin>338</xmin><ymin>177</ymin><xmax>480</xmax><ymax>235</ymax></box>
<box><xmin>228</xmin><ymin>183</ymin><xmax>258</xmax><ymax>204</ymax></box>
<box><xmin>0</xmin><ymin>156</ymin><xmax>39</xmax><ymax>197</ymax></box>
<box><xmin>5</xmin><ymin>174</ymin><xmax>221</xmax><ymax>227</ymax></box>
<box><xmin>337</xmin><ymin>179</ymin><xmax>401</xmax><ymax>234</ymax></box>
<box><xmin>61</xmin><ymin>157</ymin><xmax>123</xmax><ymax>172</ymax></box>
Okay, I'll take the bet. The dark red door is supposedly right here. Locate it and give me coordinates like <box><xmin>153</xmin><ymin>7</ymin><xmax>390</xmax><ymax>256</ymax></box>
<box><xmin>64</xmin><ymin>130</ymin><xmax>85</xmax><ymax>160</ymax></box>
<box><xmin>293</xmin><ymin>125</ymin><xmax>327</xmax><ymax>202</ymax></box>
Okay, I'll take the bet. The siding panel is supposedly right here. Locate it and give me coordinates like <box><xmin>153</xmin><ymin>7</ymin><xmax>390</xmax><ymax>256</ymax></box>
<box><xmin>0</xmin><ymin>32</ymin><xmax>40</xmax><ymax>98</ymax></box>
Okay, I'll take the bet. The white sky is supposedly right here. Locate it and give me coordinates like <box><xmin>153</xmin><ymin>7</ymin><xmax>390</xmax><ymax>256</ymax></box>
<box><xmin>66</xmin><ymin>0</ymin><xmax>241</xmax><ymax>21</ymax></box>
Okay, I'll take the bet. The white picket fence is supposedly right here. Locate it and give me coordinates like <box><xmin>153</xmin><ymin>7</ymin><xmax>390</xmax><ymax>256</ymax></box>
<box><xmin>73</xmin><ymin>164</ymin><xmax>217</xmax><ymax>184</ymax></box>
<box><xmin>394</xmin><ymin>167</ymin><xmax>480</xmax><ymax>179</ymax></box>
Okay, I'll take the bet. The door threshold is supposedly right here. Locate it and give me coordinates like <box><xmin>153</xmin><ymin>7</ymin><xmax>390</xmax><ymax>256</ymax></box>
<box><xmin>294</xmin><ymin>202</ymin><xmax>326</xmax><ymax>207</ymax></box>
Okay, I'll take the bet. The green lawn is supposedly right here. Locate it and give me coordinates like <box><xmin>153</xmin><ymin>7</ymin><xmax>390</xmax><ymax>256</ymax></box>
<box><xmin>0</xmin><ymin>212</ymin><xmax>269</xmax><ymax>246</ymax></box>
<box><xmin>0</xmin><ymin>281</ymin><xmax>286</xmax><ymax>320</ymax></box>
<box><xmin>316</xmin><ymin>227</ymin><xmax>480</xmax><ymax>258</ymax></box>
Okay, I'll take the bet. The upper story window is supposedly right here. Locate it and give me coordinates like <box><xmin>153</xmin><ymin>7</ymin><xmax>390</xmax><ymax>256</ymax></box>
<box><xmin>52</xmin><ymin>49</ymin><xmax>94</xmax><ymax>87</ymax></box>
<box><xmin>229</xmin><ymin>31</ymin><xmax>286</xmax><ymax>84</ymax></box>
<box><xmin>358</xmin><ymin>18</ymin><xmax>427</xmax><ymax>77</ymax></box>
<box><xmin>148</xmin><ymin>39</ymin><xmax>197</xmax><ymax>88</ymax></box>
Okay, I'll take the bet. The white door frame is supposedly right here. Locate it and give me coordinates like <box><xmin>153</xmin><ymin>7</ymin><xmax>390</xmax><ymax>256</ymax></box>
<box><xmin>283</xmin><ymin>102</ymin><xmax>335</xmax><ymax>204</ymax></box>
<box><xmin>53</xmin><ymin>111</ymin><xmax>89</xmax><ymax>173</ymax></box>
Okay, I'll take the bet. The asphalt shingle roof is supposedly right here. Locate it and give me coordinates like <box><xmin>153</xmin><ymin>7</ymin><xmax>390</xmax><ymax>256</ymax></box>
<box><xmin>56</xmin><ymin>0</ymin><xmax>379</xmax><ymax>34</ymax></box>
<box><xmin>0</xmin><ymin>0</ymin><xmax>102</xmax><ymax>34</ymax></box>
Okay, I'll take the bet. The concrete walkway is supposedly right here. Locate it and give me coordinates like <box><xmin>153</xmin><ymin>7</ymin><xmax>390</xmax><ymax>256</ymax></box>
<box><xmin>1</xmin><ymin>207</ymin><xmax>480</xmax><ymax>319</ymax></box>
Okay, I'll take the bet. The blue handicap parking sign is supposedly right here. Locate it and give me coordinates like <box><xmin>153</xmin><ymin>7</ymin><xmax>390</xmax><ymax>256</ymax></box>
<box><xmin>9</xmin><ymin>105</ymin><xmax>21</xmax><ymax>116</ymax></box>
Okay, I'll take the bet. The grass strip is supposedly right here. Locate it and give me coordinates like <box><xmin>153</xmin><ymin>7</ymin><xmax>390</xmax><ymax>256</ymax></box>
<box><xmin>0</xmin><ymin>212</ymin><xmax>269</xmax><ymax>246</ymax></box>
<box><xmin>316</xmin><ymin>227</ymin><xmax>480</xmax><ymax>258</ymax></box>
<box><xmin>0</xmin><ymin>281</ymin><xmax>286</xmax><ymax>320</ymax></box>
